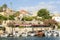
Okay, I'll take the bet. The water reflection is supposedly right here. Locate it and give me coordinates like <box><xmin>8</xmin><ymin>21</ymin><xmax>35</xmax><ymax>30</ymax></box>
<box><xmin>0</xmin><ymin>36</ymin><xmax>60</xmax><ymax>40</ymax></box>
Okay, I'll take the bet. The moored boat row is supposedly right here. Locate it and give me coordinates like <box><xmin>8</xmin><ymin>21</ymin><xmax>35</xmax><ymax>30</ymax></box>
<box><xmin>0</xmin><ymin>30</ymin><xmax>60</xmax><ymax>37</ymax></box>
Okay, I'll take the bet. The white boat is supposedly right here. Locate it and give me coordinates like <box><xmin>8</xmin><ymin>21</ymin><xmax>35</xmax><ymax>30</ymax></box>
<box><xmin>28</xmin><ymin>33</ymin><xmax>35</xmax><ymax>36</ymax></box>
<box><xmin>53</xmin><ymin>33</ymin><xmax>57</xmax><ymax>37</ymax></box>
<box><xmin>28</xmin><ymin>31</ymin><xmax>36</xmax><ymax>36</ymax></box>
<box><xmin>44</xmin><ymin>32</ymin><xmax>48</xmax><ymax>37</ymax></box>
<box><xmin>47</xmin><ymin>31</ymin><xmax>52</xmax><ymax>37</ymax></box>
<box><xmin>51</xmin><ymin>30</ymin><xmax>59</xmax><ymax>37</ymax></box>
<box><xmin>1</xmin><ymin>34</ymin><xmax>8</xmax><ymax>37</ymax></box>
<box><xmin>48</xmin><ymin>33</ymin><xmax>51</xmax><ymax>37</ymax></box>
<box><xmin>59</xmin><ymin>32</ymin><xmax>60</xmax><ymax>36</ymax></box>
<box><xmin>13</xmin><ymin>32</ymin><xmax>21</xmax><ymax>37</ymax></box>
<box><xmin>14</xmin><ymin>33</ymin><xmax>20</xmax><ymax>37</ymax></box>
<box><xmin>57</xmin><ymin>31</ymin><xmax>60</xmax><ymax>37</ymax></box>
<box><xmin>21</xmin><ymin>32</ymin><xmax>28</xmax><ymax>37</ymax></box>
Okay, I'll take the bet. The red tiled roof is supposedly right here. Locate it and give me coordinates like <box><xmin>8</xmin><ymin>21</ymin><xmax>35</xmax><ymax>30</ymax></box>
<box><xmin>20</xmin><ymin>10</ymin><xmax>28</xmax><ymax>14</ymax></box>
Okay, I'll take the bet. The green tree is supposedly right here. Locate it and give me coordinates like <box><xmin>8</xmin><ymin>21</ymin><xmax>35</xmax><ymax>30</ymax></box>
<box><xmin>22</xmin><ymin>16</ymin><xmax>33</xmax><ymax>21</ymax></box>
<box><xmin>37</xmin><ymin>9</ymin><xmax>52</xmax><ymax>19</ymax></box>
<box><xmin>2</xmin><ymin>4</ymin><xmax>7</xmax><ymax>12</ymax></box>
<box><xmin>8</xmin><ymin>15</ymin><xmax>15</xmax><ymax>20</ymax></box>
<box><xmin>0</xmin><ymin>14</ymin><xmax>7</xmax><ymax>25</ymax></box>
<box><xmin>13</xmin><ymin>11</ymin><xmax>20</xmax><ymax>17</ymax></box>
<box><xmin>2</xmin><ymin>4</ymin><xmax>7</xmax><ymax>8</ymax></box>
<box><xmin>0</xmin><ymin>14</ymin><xmax>7</xmax><ymax>20</ymax></box>
<box><xmin>0</xmin><ymin>4</ymin><xmax>7</xmax><ymax>12</ymax></box>
<box><xmin>0</xmin><ymin>15</ymin><xmax>3</xmax><ymax>24</ymax></box>
<box><xmin>0</xmin><ymin>7</ymin><xmax>3</xmax><ymax>12</ymax></box>
<box><xmin>0</xmin><ymin>14</ymin><xmax>8</xmax><ymax>21</ymax></box>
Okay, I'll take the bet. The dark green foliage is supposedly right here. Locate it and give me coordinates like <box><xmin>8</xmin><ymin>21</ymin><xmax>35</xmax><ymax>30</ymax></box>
<box><xmin>2</xmin><ymin>4</ymin><xmax>7</xmax><ymax>8</ymax></box>
<box><xmin>0</xmin><ymin>4</ymin><xmax>7</xmax><ymax>12</ymax></box>
<box><xmin>13</xmin><ymin>11</ymin><xmax>20</xmax><ymax>17</ymax></box>
<box><xmin>0</xmin><ymin>14</ymin><xmax>7</xmax><ymax>20</ymax></box>
<box><xmin>0</xmin><ymin>14</ymin><xmax>15</xmax><ymax>20</ymax></box>
<box><xmin>0</xmin><ymin>7</ymin><xmax>3</xmax><ymax>12</ymax></box>
<box><xmin>37</xmin><ymin>9</ymin><xmax>52</xmax><ymax>19</ymax></box>
<box><xmin>22</xmin><ymin>16</ymin><xmax>33</xmax><ymax>21</ymax></box>
<box><xmin>19</xmin><ymin>26</ymin><xmax>24</xmax><ymax>28</ymax></box>
<box><xmin>8</xmin><ymin>15</ymin><xmax>15</xmax><ymax>20</ymax></box>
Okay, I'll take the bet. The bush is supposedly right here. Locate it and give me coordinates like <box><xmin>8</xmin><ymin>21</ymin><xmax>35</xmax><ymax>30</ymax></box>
<box><xmin>19</xmin><ymin>26</ymin><xmax>25</xmax><ymax>28</ymax></box>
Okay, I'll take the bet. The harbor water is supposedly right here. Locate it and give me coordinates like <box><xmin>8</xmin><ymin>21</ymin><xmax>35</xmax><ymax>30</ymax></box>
<box><xmin>0</xmin><ymin>36</ymin><xmax>60</xmax><ymax>40</ymax></box>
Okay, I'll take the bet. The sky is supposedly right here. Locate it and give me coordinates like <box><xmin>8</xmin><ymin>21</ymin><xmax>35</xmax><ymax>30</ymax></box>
<box><xmin>0</xmin><ymin>0</ymin><xmax>60</xmax><ymax>14</ymax></box>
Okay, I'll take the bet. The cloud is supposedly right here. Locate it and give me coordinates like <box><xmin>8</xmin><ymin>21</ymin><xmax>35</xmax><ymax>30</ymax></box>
<box><xmin>19</xmin><ymin>1</ymin><xmax>60</xmax><ymax>14</ymax></box>
<box><xmin>53</xmin><ymin>11</ymin><xmax>60</xmax><ymax>14</ymax></box>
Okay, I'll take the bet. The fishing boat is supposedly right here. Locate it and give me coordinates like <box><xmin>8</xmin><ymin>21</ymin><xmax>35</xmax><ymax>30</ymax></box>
<box><xmin>1</xmin><ymin>33</ymin><xmax>8</xmax><ymax>37</ymax></box>
<box><xmin>47</xmin><ymin>31</ymin><xmax>52</xmax><ymax>37</ymax></box>
<box><xmin>28</xmin><ymin>31</ymin><xmax>36</xmax><ymax>36</ymax></box>
<box><xmin>21</xmin><ymin>32</ymin><xmax>28</xmax><ymax>37</ymax></box>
